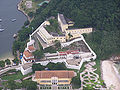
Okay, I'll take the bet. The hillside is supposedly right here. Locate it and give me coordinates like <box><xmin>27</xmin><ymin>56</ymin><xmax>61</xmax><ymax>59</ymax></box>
<box><xmin>14</xmin><ymin>0</ymin><xmax>120</xmax><ymax>59</ymax></box>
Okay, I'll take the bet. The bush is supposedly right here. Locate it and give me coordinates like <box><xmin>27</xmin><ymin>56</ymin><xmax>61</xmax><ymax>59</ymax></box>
<box><xmin>32</xmin><ymin>63</ymin><xmax>45</xmax><ymax>72</ymax></box>
<box><xmin>5</xmin><ymin>59</ymin><xmax>11</xmax><ymax>65</ymax></box>
<box><xmin>71</xmin><ymin>76</ymin><xmax>81</xmax><ymax>89</ymax></box>
<box><xmin>0</xmin><ymin>61</ymin><xmax>5</xmax><ymax>67</ymax></box>
<box><xmin>46</xmin><ymin>62</ymin><xmax>67</xmax><ymax>70</ymax></box>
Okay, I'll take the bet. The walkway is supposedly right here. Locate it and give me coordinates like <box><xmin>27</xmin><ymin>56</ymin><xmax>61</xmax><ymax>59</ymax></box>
<box><xmin>0</xmin><ymin>65</ymin><xmax>20</xmax><ymax>76</ymax></box>
<box><xmin>80</xmin><ymin>62</ymin><xmax>102</xmax><ymax>89</ymax></box>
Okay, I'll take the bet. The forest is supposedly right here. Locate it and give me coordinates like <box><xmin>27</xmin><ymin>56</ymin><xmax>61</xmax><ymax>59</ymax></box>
<box><xmin>13</xmin><ymin>0</ymin><xmax>120</xmax><ymax>59</ymax></box>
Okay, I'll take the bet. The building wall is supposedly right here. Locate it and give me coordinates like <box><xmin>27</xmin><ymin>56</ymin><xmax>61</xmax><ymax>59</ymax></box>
<box><xmin>58</xmin><ymin>15</ymin><xmax>68</xmax><ymax>32</ymax></box>
<box><xmin>65</xmin><ymin>28</ymin><xmax>93</xmax><ymax>39</ymax></box>
<box><xmin>35</xmin><ymin>78</ymin><xmax>71</xmax><ymax>85</ymax></box>
<box><xmin>53</xmin><ymin>36</ymin><xmax>66</xmax><ymax>42</ymax></box>
<box><xmin>23</xmin><ymin>54</ymin><xmax>34</xmax><ymax>60</ymax></box>
<box><xmin>21</xmin><ymin>66</ymin><xmax>32</xmax><ymax>75</ymax></box>
<box><xmin>37</xmin><ymin>31</ymin><xmax>53</xmax><ymax>44</ymax></box>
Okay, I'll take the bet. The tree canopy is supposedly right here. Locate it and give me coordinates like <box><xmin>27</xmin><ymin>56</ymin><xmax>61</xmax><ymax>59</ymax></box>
<box><xmin>13</xmin><ymin>0</ymin><xmax>120</xmax><ymax>59</ymax></box>
<box><xmin>32</xmin><ymin>63</ymin><xmax>45</xmax><ymax>72</ymax></box>
<box><xmin>22</xmin><ymin>80</ymin><xmax>37</xmax><ymax>90</ymax></box>
<box><xmin>5</xmin><ymin>59</ymin><xmax>11</xmax><ymax>65</ymax></box>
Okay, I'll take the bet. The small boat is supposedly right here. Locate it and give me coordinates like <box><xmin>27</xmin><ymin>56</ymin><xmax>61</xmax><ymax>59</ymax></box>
<box><xmin>11</xmin><ymin>19</ymin><xmax>16</xmax><ymax>22</ymax></box>
<box><xmin>13</xmin><ymin>33</ymin><xmax>17</xmax><ymax>38</ymax></box>
<box><xmin>0</xmin><ymin>29</ymin><xmax>4</xmax><ymax>32</ymax></box>
<box><xmin>0</xmin><ymin>19</ymin><xmax>2</xmax><ymax>22</ymax></box>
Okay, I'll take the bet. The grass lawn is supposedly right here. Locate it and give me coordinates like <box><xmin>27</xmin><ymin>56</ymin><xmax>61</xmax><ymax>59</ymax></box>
<box><xmin>1</xmin><ymin>71</ymin><xmax>24</xmax><ymax>80</ymax></box>
<box><xmin>1</xmin><ymin>70</ymin><xmax>33</xmax><ymax>81</ymax></box>
<box><xmin>20</xmin><ymin>0</ymin><xmax>46</xmax><ymax>14</ymax></box>
<box><xmin>93</xmin><ymin>59</ymin><xmax>101</xmax><ymax>77</ymax></box>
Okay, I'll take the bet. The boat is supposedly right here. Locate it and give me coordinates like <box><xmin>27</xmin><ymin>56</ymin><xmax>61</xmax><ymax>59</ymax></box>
<box><xmin>13</xmin><ymin>33</ymin><xmax>17</xmax><ymax>38</ymax></box>
<box><xmin>0</xmin><ymin>29</ymin><xmax>4</xmax><ymax>32</ymax></box>
<box><xmin>0</xmin><ymin>19</ymin><xmax>2</xmax><ymax>22</ymax></box>
<box><xmin>11</xmin><ymin>19</ymin><xmax>16</xmax><ymax>22</ymax></box>
<box><xmin>0</xmin><ymin>25</ymin><xmax>4</xmax><ymax>32</ymax></box>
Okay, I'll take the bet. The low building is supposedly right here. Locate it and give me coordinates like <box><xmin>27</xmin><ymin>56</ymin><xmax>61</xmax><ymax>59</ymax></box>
<box><xmin>20</xmin><ymin>63</ymin><xmax>33</xmax><ymax>75</ymax></box>
<box><xmin>58</xmin><ymin>13</ymin><xmax>69</xmax><ymax>32</ymax></box>
<box><xmin>25</xmin><ymin>1</ymin><xmax>32</xmax><ymax>8</ymax></box>
<box><xmin>44</xmin><ymin>50</ymin><xmax>80</xmax><ymax>60</ymax></box>
<box><xmin>58</xmin><ymin>13</ymin><xmax>93</xmax><ymax>39</ymax></box>
<box><xmin>33</xmin><ymin>70</ymin><xmax>75</xmax><ymax>86</ymax></box>
<box><xmin>21</xmin><ymin>40</ymin><xmax>36</xmax><ymax>64</ymax></box>
<box><xmin>65</xmin><ymin>28</ymin><xmax>93</xmax><ymax>39</ymax></box>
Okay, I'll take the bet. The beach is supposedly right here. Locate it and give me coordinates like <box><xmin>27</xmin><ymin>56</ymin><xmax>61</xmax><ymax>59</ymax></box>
<box><xmin>0</xmin><ymin>52</ymin><xmax>14</xmax><ymax>61</ymax></box>
<box><xmin>101</xmin><ymin>60</ymin><xmax>120</xmax><ymax>90</ymax></box>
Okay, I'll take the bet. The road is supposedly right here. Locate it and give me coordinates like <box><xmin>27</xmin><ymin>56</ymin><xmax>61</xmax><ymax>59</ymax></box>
<box><xmin>0</xmin><ymin>65</ymin><xmax>20</xmax><ymax>76</ymax></box>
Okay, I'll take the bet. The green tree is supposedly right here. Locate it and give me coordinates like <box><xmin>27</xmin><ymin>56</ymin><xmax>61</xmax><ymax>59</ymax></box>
<box><xmin>12</xmin><ymin>58</ymin><xmax>19</xmax><ymax>65</ymax></box>
<box><xmin>24</xmin><ymin>20</ymin><xmax>30</xmax><ymax>26</ymax></box>
<box><xmin>6</xmin><ymin>80</ymin><xmax>17</xmax><ymax>90</ymax></box>
<box><xmin>71</xmin><ymin>76</ymin><xmax>81</xmax><ymax>89</ymax></box>
<box><xmin>28</xmin><ymin>12</ymin><xmax>34</xmax><ymax>18</ymax></box>
<box><xmin>46</xmin><ymin>62</ymin><xmax>67</xmax><ymax>70</ymax></box>
<box><xmin>0</xmin><ymin>61</ymin><xmax>5</xmax><ymax>67</ymax></box>
<box><xmin>32</xmin><ymin>63</ymin><xmax>45</xmax><ymax>72</ymax></box>
<box><xmin>5</xmin><ymin>59</ymin><xmax>11</xmax><ymax>65</ymax></box>
<box><xmin>33</xmin><ymin>50</ymin><xmax>44</xmax><ymax>59</ymax></box>
<box><xmin>22</xmin><ymin>80</ymin><xmax>37</xmax><ymax>90</ymax></box>
<box><xmin>68</xmin><ymin>33</ymin><xmax>73</xmax><ymax>39</ymax></box>
<box><xmin>43</xmin><ymin>46</ymin><xmax>56</xmax><ymax>53</ymax></box>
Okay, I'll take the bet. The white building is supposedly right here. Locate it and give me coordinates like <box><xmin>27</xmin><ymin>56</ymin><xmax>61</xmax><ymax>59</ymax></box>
<box><xmin>20</xmin><ymin>63</ymin><xmax>33</xmax><ymax>75</ymax></box>
<box><xmin>21</xmin><ymin>40</ymin><xmax>36</xmax><ymax>64</ymax></box>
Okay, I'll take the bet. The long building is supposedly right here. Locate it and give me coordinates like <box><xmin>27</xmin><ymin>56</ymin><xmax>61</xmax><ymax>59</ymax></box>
<box><xmin>58</xmin><ymin>13</ymin><xmax>93</xmax><ymax>39</ymax></box>
<box><xmin>33</xmin><ymin>70</ymin><xmax>75</xmax><ymax>85</ymax></box>
<box><xmin>30</xmin><ymin>14</ymin><xmax>93</xmax><ymax>47</ymax></box>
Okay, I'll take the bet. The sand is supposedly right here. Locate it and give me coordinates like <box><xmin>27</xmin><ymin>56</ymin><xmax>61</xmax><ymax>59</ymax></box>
<box><xmin>101</xmin><ymin>60</ymin><xmax>120</xmax><ymax>90</ymax></box>
<box><xmin>0</xmin><ymin>52</ymin><xmax>15</xmax><ymax>61</ymax></box>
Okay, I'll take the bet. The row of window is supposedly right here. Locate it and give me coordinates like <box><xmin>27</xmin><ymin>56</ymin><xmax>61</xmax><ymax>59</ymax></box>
<box><xmin>54</xmin><ymin>37</ymin><xmax>66</xmax><ymax>40</ymax></box>
<box><xmin>67</xmin><ymin>29</ymin><xmax>92</xmax><ymax>33</ymax></box>
<box><xmin>40</xmin><ymin>80</ymin><xmax>69</xmax><ymax>83</ymax></box>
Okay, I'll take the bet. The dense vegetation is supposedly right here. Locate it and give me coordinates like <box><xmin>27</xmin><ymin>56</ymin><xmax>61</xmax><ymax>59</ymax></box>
<box><xmin>32</xmin><ymin>62</ymin><xmax>67</xmax><ymax>72</ymax></box>
<box><xmin>45</xmin><ymin>19</ymin><xmax>62</xmax><ymax>34</ymax></box>
<box><xmin>13</xmin><ymin>0</ymin><xmax>120</xmax><ymax>60</ymax></box>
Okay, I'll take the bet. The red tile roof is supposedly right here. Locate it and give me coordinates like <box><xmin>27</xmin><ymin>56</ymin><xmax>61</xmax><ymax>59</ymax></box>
<box><xmin>35</xmin><ymin>70</ymin><xmax>75</xmax><ymax>79</ymax></box>
<box><xmin>28</xmin><ymin>45</ymin><xmax>35</xmax><ymax>51</ymax></box>
<box><xmin>59</xmin><ymin>50</ymin><xmax>79</xmax><ymax>55</ymax></box>
<box><xmin>23</xmin><ymin>57</ymin><xmax>35</xmax><ymax>61</ymax></box>
<box><xmin>23</xmin><ymin>50</ymin><xmax>33</xmax><ymax>58</ymax></box>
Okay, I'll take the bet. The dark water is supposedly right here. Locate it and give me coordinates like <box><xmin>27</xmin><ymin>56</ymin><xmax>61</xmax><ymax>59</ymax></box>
<box><xmin>0</xmin><ymin>0</ymin><xmax>27</xmax><ymax>59</ymax></box>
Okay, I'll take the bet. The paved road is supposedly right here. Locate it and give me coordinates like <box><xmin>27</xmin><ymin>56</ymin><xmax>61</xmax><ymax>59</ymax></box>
<box><xmin>0</xmin><ymin>65</ymin><xmax>20</xmax><ymax>75</ymax></box>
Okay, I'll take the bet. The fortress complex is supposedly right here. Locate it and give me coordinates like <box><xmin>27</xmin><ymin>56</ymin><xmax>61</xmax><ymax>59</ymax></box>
<box><xmin>58</xmin><ymin>13</ymin><xmax>92</xmax><ymax>39</ymax></box>
<box><xmin>31</xmin><ymin>13</ymin><xmax>93</xmax><ymax>46</ymax></box>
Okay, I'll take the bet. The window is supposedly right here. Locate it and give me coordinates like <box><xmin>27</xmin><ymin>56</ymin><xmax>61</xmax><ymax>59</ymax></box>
<box><xmin>40</xmin><ymin>80</ymin><xmax>51</xmax><ymax>83</ymax></box>
<box><xmin>58</xmin><ymin>80</ymin><xmax>69</xmax><ymax>82</ymax></box>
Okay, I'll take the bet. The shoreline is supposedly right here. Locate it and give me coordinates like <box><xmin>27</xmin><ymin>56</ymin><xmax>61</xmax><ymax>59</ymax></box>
<box><xmin>0</xmin><ymin>52</ymin><xmax>15</xmax><ymax>61</ymax></box>
<box><xmin>101</xmin><ymin>60</ymin><xmax>120</xmax><ymax>90</ymax></box>
<box><xmin>17</xmin><ymin>0</ymin><xmax>31</xmax><ymax>22</ymax></box>
<box><xmin>113</xmin><ymin>63</ymin><xmax>120</xmax><ymax>81</ymax></box>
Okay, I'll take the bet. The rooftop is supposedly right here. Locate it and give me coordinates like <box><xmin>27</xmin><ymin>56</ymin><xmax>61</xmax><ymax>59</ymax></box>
<box><xmin>58</xmin><ymin>13</ymin><xmax>67</xmax><ymax>25</ymax></box>
<box><xmin>59</xmin><ymin>50</ymin><xmax>79</xmax><ymax>56</ymax></box>
<box><xmin>35</xmin><ymin>70</ymin><xmax>75</xmax><ymax>79</ymax></box>
<box><xmin>28</xmin><ymin>45</ymin><xmax>36</xmax><ymax>51</ymax></box>
<box><xmin>38</xmin><ymin>26</ymin><xmax>53</xmax><ymax>40</ymax></box>
<box><xmin>22</xmin><ymin>63</ymin><xmax>32</xmax><ymax>70</ymax></box>
<box><xmin>23</xmin><ymin>50</ymin><xmax>33</xmax><ymax>58</ymax></box>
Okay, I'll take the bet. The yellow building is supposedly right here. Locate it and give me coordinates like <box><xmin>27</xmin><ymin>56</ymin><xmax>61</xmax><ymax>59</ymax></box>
<box><xmin>58</xmin><ymin>13</ymin><xmax>93</xmax><ymax>39</ymax></box>
<box><xmin>34</xmin><ymin>70</ymin><xmax>75</xmax><ymax>85</ymax></box>
<box><xmin>58</xmin><ymin>13</ymin><xmax>69</xmax><ymax>32</ymax></box>
<box><xmin>65</xmin><ymin>28</ymin><xmax>93</xmax><ymax>39</ymax></box>
<box><xmin>34</xmin><ymin>14</ymin><xmax>93</xmax><ymax>46</ymax></box>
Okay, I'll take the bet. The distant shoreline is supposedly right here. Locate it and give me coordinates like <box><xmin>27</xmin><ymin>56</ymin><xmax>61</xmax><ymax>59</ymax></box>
<box><xmin>0</xmin><ymin>52</ymin><xmax>14</xmax><ymax>61</ymax></box>
<box><xmin>17</xmin><ymin>0</ymin><xmax>31</xmax><ymax>22</ymax></box>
